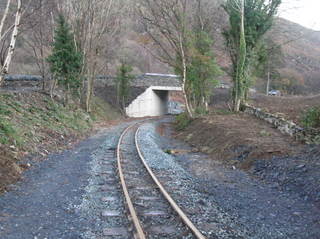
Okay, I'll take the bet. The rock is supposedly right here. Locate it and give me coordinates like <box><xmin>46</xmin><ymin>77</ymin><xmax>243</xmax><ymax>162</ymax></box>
<box><xmin>293</xmin><ymin>212</ymin><xmax>302</xmax><ymax>216</ymax></box>
<box><xmin>201</xmin><ymin>146</ymin><xmax>211</xmax><ymax>153</ymax></box>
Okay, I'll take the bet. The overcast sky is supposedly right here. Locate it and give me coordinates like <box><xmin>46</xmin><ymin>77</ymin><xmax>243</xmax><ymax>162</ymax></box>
<box><xmin>280</xmin><ymin>0</ymin><xmax>320</xmax><ymax>30</ymax></box>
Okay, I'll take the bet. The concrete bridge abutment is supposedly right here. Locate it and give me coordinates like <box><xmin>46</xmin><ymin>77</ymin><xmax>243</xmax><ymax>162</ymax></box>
<box><xmin>125</xmin><ymin>86</ymin><xmax>183</xmax><ymax>118</ymax></box>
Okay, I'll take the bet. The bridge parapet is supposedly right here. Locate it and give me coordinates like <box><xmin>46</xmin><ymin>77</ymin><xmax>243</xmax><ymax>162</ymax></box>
<box><xmin>97</xmin><ymin>73</ymin><xmax>181</xmax><ymax>88</ymax></box>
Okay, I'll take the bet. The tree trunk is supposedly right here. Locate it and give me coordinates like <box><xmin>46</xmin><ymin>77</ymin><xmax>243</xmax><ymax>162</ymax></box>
<box><xmin>86</xmin><ymin>77</ymin><xmax>93</xmax><ymax>113</ymax></box>
<box><xmin>234</xmin><ymin>97</ymin><xmax>241</xmax><ymax>112</ymax></box>
<box><xmin>50</xmin><ymin>77</ymin><xmax>58</xmax><ymax>99</ymax></box>
<box><xmin>233</xmin><ymin>0</ymin><xmax>246</xmax><ymax>112</ymax></box>
<box><xmin>266</xmin><ymin>71</ymin><xmax>270</xmax><ymax>95</ymax></box>
<box><xmin>179</xmin><ymin>34</ymin><xmax>193</xmax><ymax>118</ymax></box>
<box><xmin>0</xmin><ymin>0</ymin><xmax>22</xmax><ymax>86</ymax></box>
<box><xmin>0</xmin><ymin>0</ymin><xmax>12</xmax><ymax>39</ymax></box>
<box><xmin>266</xmin><ymin>61</ymin><xmax>271</xmax><ymax>95</ymax></box>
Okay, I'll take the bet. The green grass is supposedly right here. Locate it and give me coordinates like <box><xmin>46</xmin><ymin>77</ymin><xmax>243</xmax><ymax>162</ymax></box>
<box><xmin>0</xmin><ymin>92</ymin><xmax>121</xmax><ymax>150</ymax></box>
<box><xmin>211</xmin><ymin>108</ymin><xmax>235</xmax><ymax>115</ymax></box>
<box><xmin>0</xmin><ymin>116</ymin><xmax>23</xmax><ymax>145</ymax></box>
<box><xmin>175</xmin><ymin>113</ymin><xmax>193</xmax><ymax>131</ymax></box>
<box><xmin>301</xmin><ymin>106</ymin><xmax>320</xmax><ymax>128</ymax></box>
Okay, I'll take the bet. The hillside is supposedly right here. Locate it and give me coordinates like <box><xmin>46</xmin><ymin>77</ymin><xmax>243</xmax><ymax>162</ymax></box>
<box><xmin>4</xmin><ymin>2</ymin><xmax>320</xmax><ymax>94</ymax></box>
<box><xmin>0</xmin><ymin>91</ymin><xmax>121</xmax><ymax>192</ymax></box>
<box><xmin>210</xmin><ymin>12</ymin><xmax>320</xmax><ymax>93</ymax></box>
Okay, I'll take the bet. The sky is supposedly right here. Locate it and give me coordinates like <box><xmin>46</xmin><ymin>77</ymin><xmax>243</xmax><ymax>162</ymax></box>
<box><xmin>280</xmin><ymin>0</ymin><xmax>320</xmax><ymax>30</ymax></box>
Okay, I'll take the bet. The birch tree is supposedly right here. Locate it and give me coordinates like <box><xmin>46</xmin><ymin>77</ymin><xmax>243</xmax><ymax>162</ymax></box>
<box><xmin>138</xmin><ymin>0</ymin><xmax>220</xmax><ymax>118</ymax></box>
<box><xmin>138</xmin><ymin>0</ymin><xmax>196</xmax><ymax>117</ymax></box>
<box><xmin>0</xmin><ymin>0</ymin><xmax>23</xmax><ymax>86</ymax></box>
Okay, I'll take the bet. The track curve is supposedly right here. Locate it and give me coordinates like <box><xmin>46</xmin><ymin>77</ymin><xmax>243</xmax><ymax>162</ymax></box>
<box><xmin>116</xmin><ymin>121</ymin><xmax>206</xmax><ymax>239</ymax></box>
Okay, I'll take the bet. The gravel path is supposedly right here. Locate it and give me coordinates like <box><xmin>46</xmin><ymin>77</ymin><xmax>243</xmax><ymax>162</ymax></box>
<box><xmin>1</xmin><ymin>117</ymin><xmax>319</xmax><ymax>239</ymax></box>
<box><xmin>137</xmin><ymin>118</ymin><xmax>320</xmax><ymax>239</ymax></box>
<box><xmin>0</xmin><ymin>121</ymin><xmax>135</xmax><ymax>239</ymax></box>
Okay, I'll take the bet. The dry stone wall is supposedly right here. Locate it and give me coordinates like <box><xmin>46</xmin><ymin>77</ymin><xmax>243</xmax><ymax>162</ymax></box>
<box><xmin>244</xmin><ymin>104</ymin><xmax>320</xmax><ymax>143</ymax></box>
<box><xmin>3</xmin><ymin>75</ymin><xmax>42</xmax><ymax>90</ymax></box>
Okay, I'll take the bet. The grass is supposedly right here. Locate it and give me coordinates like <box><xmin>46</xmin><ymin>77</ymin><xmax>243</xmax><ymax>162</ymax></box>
<box><xmin>211</xmin><ymin>108</ymin><xmax>235</xmax><ymax>115</ymax></box>
<box><xmin>300</xmin><ymin>106</ymin><xmax>320</xmax><ymax>129</ymax></box>
<box><xmin>175</xmin><ymin>113</ymin><xmax>193</xmax><ymax>131</ymax></box>
<box><xmin>0</xmin><ymin>116</ymin><xmax>23</xmax><ymax>145</ymax></box>
<box><xmin>0</xmin><ymin>92</ymin><xmax>121</xmax><ymax>151</ymax></box>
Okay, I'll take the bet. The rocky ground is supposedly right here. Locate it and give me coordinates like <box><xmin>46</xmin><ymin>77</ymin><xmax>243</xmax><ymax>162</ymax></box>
<box><xmin>0</xmin><ymin>91</ymin><xmax>122</xmax><ymax>193</ymax></box>
<box><xmin>0</xmin><ymin>117</ymin><xmax>319</xmax><ymax>239</ymax></box>
<box><xmin>154</xmin><ymin>118</ymin><xmax>320</xmax><ymax>238</ymax></box>
<box><xmin>0</xmin><ymin>121</ymin><xmax>134</xmax><ymax>239</ymax></box>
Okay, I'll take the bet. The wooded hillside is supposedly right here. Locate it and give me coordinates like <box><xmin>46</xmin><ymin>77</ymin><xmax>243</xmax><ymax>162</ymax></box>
<box><xmin>1</xmin><ymin>0</ymin><xmax>320</xmax><ymax>94</ymax></box>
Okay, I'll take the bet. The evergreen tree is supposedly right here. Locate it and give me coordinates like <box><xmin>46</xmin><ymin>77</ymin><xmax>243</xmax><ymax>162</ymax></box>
<box><xmin>223</xmin><ymin>0</ymin><xmax>282</xmax><ymax>111</ymax></box>
<box><xmin>116</xmin><ymin>63</ymin><xmax>133</xmax><ymax>111</ymax></box>
<box><xmin>187</xmin><ymin>30</ymin><xmax>221</xmax><ymax>114</ymax></box>
<box><xmin>47</xmin><ymin>14</ymin><xmax>82</xmax><ymax>104</ymax></box>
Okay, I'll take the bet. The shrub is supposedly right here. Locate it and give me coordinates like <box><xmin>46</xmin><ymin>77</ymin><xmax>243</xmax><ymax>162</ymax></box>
<box><xmin>175</xmin><ymin>112</ymin><xmax>193</xmax><ymax>131</ymax></box>
<box><xmin>301</xmin><ymin>106</ymin><xmax>320</xmax><ymax>128</ymax></box>
<box><xmin>194</xmin><ymin>107</ymin><xmax>208</xmax><ymax>116</ymax></box>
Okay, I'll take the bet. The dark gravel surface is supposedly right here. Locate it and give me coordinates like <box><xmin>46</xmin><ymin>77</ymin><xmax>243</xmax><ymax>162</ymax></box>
<box><xmin>0</xmin><ymin>121</ymin><xmax>135</xmax><ymax>239</ymax></box>
<box><xmin>251</xmin><ymin>147</ymin><xmax>320</xmax><ymax>207</ymax></box>
<box><xmin>138</xmin><ymin>118</ymin><xmax>320</xmax><ymax>239</ymax></box>
<box><xmin>1</xmin><ymin>116</ymin><xmax>319</xmax><ymax>239</ymax></box>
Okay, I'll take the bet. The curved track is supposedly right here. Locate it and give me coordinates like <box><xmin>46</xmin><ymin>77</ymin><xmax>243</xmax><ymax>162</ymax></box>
<box><xmin>116</xmin><ymin>121</ymin><xmax>206</xmax><ymax>239</ymax></box>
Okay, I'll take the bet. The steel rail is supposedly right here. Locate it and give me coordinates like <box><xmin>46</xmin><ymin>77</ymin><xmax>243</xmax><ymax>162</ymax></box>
<box><xmin>117</xmin><ymin>123</ymin><xmax>146</xmax><ymax>239</ymax></box>
<box><xmin>134</xmin><ymin>127</ymin><xmax>206</xmax><ymax>239</ymax></box>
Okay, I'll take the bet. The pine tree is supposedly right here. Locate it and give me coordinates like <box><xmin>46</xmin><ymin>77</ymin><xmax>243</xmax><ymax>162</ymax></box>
<box><xmin>116</xmin><ymin>63</ymin><xmax>133</xmax><ymax>111</ymax></box>
<box><xmin>47</xmin><ymin>14</ymin><xmax>82</xmax><ymax>104</ymax></box>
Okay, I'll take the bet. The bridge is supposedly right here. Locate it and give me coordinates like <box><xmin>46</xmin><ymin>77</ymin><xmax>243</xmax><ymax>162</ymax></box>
<box><xmin>97</xmin><ymin>73</ymin><xmax>184</xmax><ymax>117</ymax></box>
<box><xmin>3</xmin><ymin>74</ymin><xmax>185</xmax><ymax>117</ymax></box>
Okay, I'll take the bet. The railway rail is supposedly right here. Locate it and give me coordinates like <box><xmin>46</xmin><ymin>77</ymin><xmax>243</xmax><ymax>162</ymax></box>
<box><xmin>116</xmin><ymin>121</ymin><xmax>206</xmax><ymax>239</ymax></box>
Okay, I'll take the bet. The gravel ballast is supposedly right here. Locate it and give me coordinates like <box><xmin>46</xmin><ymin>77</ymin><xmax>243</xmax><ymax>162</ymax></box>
<box><xmin>137</xmin><ymin>118</ymin><xmax>320</xmax><ymax>239</ymax></box>
<box><xmin>1</xmin><ymin>117</ymin><xmax>319</xmax><ymax>239</ymax></box>
<box><xmin>0</xmin><ymin>121</ymin><xmax>136</xmax><ymax>239</ymax></box>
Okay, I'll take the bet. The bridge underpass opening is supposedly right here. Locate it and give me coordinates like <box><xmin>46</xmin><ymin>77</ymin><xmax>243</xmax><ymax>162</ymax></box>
<box><xmin>125</xmin><ymin>86</ymin><xmax>184</xmax><ymax>118</ymax></box>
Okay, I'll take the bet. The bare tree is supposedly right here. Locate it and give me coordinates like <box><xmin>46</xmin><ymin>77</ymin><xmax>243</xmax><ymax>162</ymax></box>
<box><xmin>0</xmin><ymin>0</ymin><xmax>23</xmax><ymax>86</ymax></box>
<box><xmin>23</xmin><ymin>0</ymin><xmax>57</xmax><ymax>90</ymax></box>
<box><xmin>138</xmin><ymin>0</ymin><xmax>195</xmax><ymax>117</ymax></box>
<box><xmin>60</xmin><ymin>0</ymin><xmax>122</xmax><ymax>112</ymax></box>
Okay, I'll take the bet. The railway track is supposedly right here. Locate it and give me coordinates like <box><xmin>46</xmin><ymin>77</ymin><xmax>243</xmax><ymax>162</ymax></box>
<box><xmin>113</xmin><ymin>121</ymin><xmax>206</xmax><ymax>239</ymax></box>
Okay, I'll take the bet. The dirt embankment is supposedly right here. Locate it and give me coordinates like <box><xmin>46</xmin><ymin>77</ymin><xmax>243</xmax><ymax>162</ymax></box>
<box><xmin>250</xmin><ymin>94</ymin><xmax>320</xmax><ymax>124</ymax></box>
<box><xmin>212</xmin><ymin>88</ymin><xmax>320</xmax><ymax>126</ymax></box>
<box><xmin>0</xmin><ymin>91</ymin><xmax>121</xmax><ymax>193</ymax></box>
<box><xmin>175</xmin><ymin>112</ymin><xmax>320</xmax><ymax>205</ymax></box>
<box><xmin>176</xmin><ymin>113</ymin><xmax>301</xmax><ymax>169</ymax></box>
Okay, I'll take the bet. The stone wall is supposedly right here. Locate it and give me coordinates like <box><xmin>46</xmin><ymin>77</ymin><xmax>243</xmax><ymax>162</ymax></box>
<box><xmin>2</xmin><ymin>75</ymin><xmax>42</xmax><ymax>90</ymax></box>
<box><xmin>244</xmin><ymin>104</ymin><xmax>320</xmax><ymax>142</ymax></box>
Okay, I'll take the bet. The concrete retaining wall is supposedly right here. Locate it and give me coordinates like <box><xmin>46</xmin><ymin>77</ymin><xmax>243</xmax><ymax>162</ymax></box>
<box><xmin>244</xmin><ymin>104</ymin><xmax>320</xmax><ymax>142</ymax></box>
<box><xmin>125</xmin><ymin>86</ymin><xmax>182</xmax><ymax>117</ymax></box>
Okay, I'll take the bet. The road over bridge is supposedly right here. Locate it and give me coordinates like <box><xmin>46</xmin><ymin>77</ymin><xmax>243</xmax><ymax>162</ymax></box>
<box><xmin>97</xmin><ymin>73</ymin><xmax>184</xmax><ymax>117</ymax></box>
